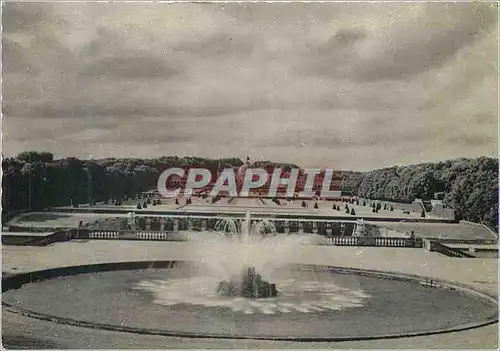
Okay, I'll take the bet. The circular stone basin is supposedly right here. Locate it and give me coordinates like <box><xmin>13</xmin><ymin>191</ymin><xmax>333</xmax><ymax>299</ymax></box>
<box><xmin>2</xmin><ymin>262</ymin><xmax>497</xmax><ymax>341</ymax></box>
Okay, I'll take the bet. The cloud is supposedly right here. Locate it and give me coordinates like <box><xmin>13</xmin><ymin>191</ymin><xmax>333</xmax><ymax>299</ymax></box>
<box><xmin>305</xmin><ymin>2</ymin><xmax>497</xmax><ymax>81</ymax></box>
<box><xmin>81</xmin><ymin>54</ymin><xmax>180</xmax><ymax>79</ymax></box>
<box><xmin>2</xmin><ymin>42</ymin><xmax>40</xmax><ymax>94</ymax></box>
<box><xmin>2</xmin><ymin>3</ymin><xmax>52</xmax><ymax>34</ymax></box>
<box><xmin>2</xmin><ymin>2</ymin><xmax>497</xmax><ymax>170</ymax></box>
<box><xmin>173</xmin><ymin>33</ymin><xmax>256</xmax><ymax>57</ymax></box>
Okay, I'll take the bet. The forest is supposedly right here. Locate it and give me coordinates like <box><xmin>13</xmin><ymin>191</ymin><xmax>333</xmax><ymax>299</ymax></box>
<box><xmin>2</xmin><ymin>152</ymin><xmax>498</xmax><ymax>230</ymax></box>
<box><xmin>341</xmin><ymin>157</ymin><xmax>498</xmax><ymax>230</ymax></box>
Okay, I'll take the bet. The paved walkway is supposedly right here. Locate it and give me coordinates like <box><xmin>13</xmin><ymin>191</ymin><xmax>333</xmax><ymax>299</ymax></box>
<box><xmin>8</xmin><ymin>204</ymin><xmax>494</xmax><ymax>243</ymax></box>
<box><xmin>2</xmin><ymin>241</ymin><xmax>498</xmax><ymax>348</ymax></box>
<box><xmin>3</xmin><ymin>242</ymin><xmax>497</xmax><ymax>293</ymax></box>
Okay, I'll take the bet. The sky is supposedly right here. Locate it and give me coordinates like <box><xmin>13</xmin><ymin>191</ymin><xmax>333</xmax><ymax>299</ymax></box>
<box><xmin>2</xmin><ymin>2</ymin><xmax>498</xmax><ymax>170</ymax></box>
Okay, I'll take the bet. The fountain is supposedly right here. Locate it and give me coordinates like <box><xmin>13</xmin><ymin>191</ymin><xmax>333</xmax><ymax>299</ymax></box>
<box><xmin>129</xmin><ymin>212</ymin><xmax>373</xmax><ymax>316</ymax></box>
<box><xmin>4</xmin><ymin>210</ymin><xmax>496</xmax><ymax>342</ymax></box>
<box><xmin>215</xmin><ymin>211</ymin><xmax>279</xmax><ymax>298</ymax></box>
<box><xmin>217</xmin><ymin>266</ymin><xmax>278</xmax><ymax>299</ymax></box>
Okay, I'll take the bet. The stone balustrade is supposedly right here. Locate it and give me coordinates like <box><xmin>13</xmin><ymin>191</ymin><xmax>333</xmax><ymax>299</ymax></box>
<box><xmin>85</xmin><ymin>215</ymin><xmax>359</xmax><ymax>236</ymax></box>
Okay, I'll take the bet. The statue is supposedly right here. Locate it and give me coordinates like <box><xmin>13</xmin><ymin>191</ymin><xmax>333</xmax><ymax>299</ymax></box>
<box><xmin>217</xmin><ymin>266</ymin><xmax>278</xmax><ymax>299</ymax></box>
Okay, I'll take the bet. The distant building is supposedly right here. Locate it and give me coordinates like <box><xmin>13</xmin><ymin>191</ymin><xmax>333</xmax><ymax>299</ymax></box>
<box><xmin>160</xmin><ymin>162</ymin><xmax>343</xmax><ymax>198</ymax></box>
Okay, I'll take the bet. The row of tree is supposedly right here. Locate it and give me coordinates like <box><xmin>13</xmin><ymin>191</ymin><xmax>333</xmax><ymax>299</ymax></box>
<box><xmin>1</xmin><ymin>152</ymin><xmax>243</xmax><ymax>215</ymax></box>
<box><xmin>341</xmin><ymin>157</ymin><xmax>498</xmax><ymax>230</ymax></box>
<box><xmin>1</xmin><ymin>152</ymin><xmax>497</xmax><ymax>230</ymax></box>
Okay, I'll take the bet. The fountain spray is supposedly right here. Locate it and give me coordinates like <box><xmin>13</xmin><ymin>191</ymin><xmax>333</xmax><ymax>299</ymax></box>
<box><xmin>216</xmin><ymin>211</ymin><xmax>278</xmax><ymax>299</ymax></box>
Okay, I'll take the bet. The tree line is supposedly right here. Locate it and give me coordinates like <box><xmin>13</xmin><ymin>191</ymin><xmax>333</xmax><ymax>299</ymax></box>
<box><xmin>1</xmin><ymin>152</ymin><xmax>497</xmax><ymax>230</ymax></box>
<box><xmin>341</xmin><ymin>157</ymin><xmax>498</xmax><ymax>230</ymax></box>
<box><xmin>1</xmin><ymin>151</ymin><xmax>243</xmax><ymax>214</ymax></box>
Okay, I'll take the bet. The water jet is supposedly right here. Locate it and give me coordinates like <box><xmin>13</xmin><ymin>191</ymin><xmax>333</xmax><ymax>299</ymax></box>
<box><xmin>213</xmin><ymin>211</ymin><xmax>280</xmax><ymax>298</ymax></box>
